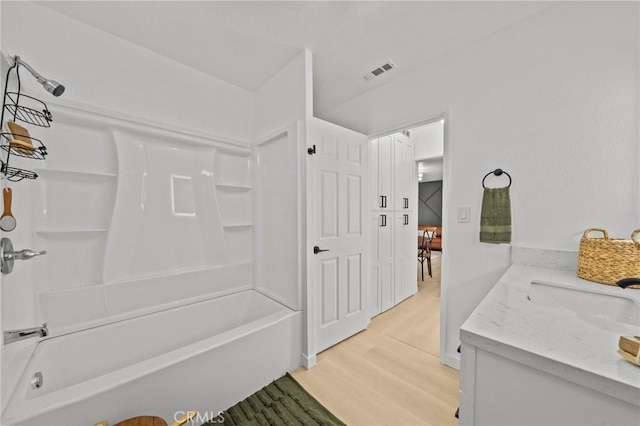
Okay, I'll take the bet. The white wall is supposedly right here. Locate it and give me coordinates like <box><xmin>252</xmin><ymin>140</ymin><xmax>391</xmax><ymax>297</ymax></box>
<box><xmin>253</xmin><ymin>50</ymin><xmax>313</xmax><ymax>139</ymax></box>
<box><xmin>1</xmin><ymin>1</ymin><xmax>253</xmax><ymax>142</ymax></box>
<box><xmin>321</xmin><ymin>2</ymin><xmax>640</xmax><ymax>366</ymax></box>
<box><xmin>414</xmin><ymin>120</ymin><xmax>444</xmax><ymax>160</ymax></box>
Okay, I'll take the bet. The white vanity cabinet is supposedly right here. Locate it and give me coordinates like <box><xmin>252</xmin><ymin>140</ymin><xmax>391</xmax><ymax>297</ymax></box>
<box><xmin>459</xmin><ymin>342</ymin><xmax>640</xmax><ymax>426</ymax></box>
<box><xmin>459</xmin><ymin>265</ymin><xmax>640</xmax><ymax>426</ymax></box>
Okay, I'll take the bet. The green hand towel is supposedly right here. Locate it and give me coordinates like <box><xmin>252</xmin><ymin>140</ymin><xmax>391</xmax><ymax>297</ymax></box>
<box><xmin>480</xmin><ymin>187</ymin><xmax>511</xmax><ymax>244</ymax></box>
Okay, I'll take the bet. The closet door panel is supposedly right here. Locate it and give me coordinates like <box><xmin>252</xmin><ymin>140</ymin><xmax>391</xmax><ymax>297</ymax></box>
<box><xmin>403</xmin><ymin>212</ymin><xmax>418</xmax><ymax>300</ymax></box>
<box><xmin>379</xmin><ymin>212</ymin><xmax>393</xmax><ymax>312</ymax></box>
<box><xmin>402</xmin><ymin>138</ymin><xmax>415</xmax><ymax>211</ymax></box>
<box><xmin>377</xmin><ymin>135</ymin><xmax>393</xmax><ymax>211</ymax></box>
<box><xmin>369</xmin><ymin>215</ymin><xmax>381</xmax><ymax>316</ymax></box>
<box><xmin>370</xmin><ymin>138</ymin><xmax>380</xmax><ymax>211</ymax></box>
<box><xmin>393</xmin><ymin>137</ymin><xmax>404</xmax><ymax>210</ymax></box>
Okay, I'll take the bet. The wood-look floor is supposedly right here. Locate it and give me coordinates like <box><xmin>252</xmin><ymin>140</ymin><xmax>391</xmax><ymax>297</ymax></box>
<box><xmin>292</xmin><ymin>254</ymin><xmax>459</xmax><ymax>426</ymax></box>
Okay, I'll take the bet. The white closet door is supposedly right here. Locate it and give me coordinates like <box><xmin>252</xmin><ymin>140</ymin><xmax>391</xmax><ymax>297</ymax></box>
<box><xmin>393</xmin><ymin>133</ymin><xmax>412</xmax><ymax>211</ymax></box>
<box><xmin>370</xmin><ymin>132</ymin><xmax>417</xmax><ymax>314</ymax></box>
<box><xmin>370</xmin><ymin>138</ymin><xmax>380</xmax><ymax>211</ymax></box>
<box><xmin>377</xmin><ymin>135</ymin><xmax>393</xmax><ymax>211</ymax></box>
<box><xmin>402</xmin><ymin>137</ymin><xmax>415</xmax><ymax>210</ymax></box>
<box><xmin>369</xmin><ymin>214</ymin><xmax>382</xmax><ymax>316</ymax></box>
<box><xmin>402</xmin><ymin>212</ymin><xmax>418</xmax><ymax>300</ymax></box>
<box><xmin>393</xmin><ymin>210</ymin><xmax>417</xmax><ymax>303</ymax></box>
<box><xmin>378</xmin><ymin>211</ymin><xmax>394</xmax><ymax>312</ymax></box>
<box><xmin>393</xmin><ymin>212</ymin><xmax>405</xmax><ymax>303</ymax></box>
<box><xmin>404</xmin><ymin>138</ymin><xmax>417</xmax><ymax>299</ymax></box>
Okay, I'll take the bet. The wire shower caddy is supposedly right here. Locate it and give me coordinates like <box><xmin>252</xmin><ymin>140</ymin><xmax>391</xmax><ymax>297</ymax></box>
<box><xmin>1</xmin><ymin>58</ymin><xmax>53</xmax><ymax>181</ymax></box>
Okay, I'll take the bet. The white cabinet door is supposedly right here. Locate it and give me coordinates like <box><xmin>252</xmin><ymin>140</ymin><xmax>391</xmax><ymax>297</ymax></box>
<box><xmin>308</xmin><ymin>118</ymin><xmax>370</xmax><ymax>353</ymax></box>
<box><xmin>393</xmin><ymin>133</ymin><xmax>413</xmax><ymax>211</ymax></box>
<box><xmin>378</xmin><ymin>211</ymin><xmax>394</xmax><ymax>312</ymax></box>
<box><xmin>402</xmin><ymin>138</ymin><xmax>417</xmax><ymax>299</ymax></box>
<box><xmin>369</xmin><ymin>214</ymin><xmax>382</xmax><ymax>317</ymax></box>
<box><xmin>393</xmin><ymin>212</ymin><xmax>405</xmax><ymax>303</ymax></box>
<box><xmin>394</xmin><ymin>210</ymin><xmax>417</xmax><ymax>303</ymax></box>
<box><xmin>393</xmin><ymin>136</ymin><xmax>404</xmax><ymax>210</ymax></box>
<box><xmin>370</xmin><ymin>138</ymin><xmax>380</xmax><ymax>211</ymax></box>
<box><xmin>402</xmin><ymin>211</ymin><xmax>418</xmax><ymax>300</ymax></box>
<box><xmin>402</xmin><ymin>137</ymin><xmax>415</xmax><ymax>211</ymax></box>
<box><xmin>377</xmin><ymin>135</ymin><xmax>393</xmax><ymax>211</ymax></box>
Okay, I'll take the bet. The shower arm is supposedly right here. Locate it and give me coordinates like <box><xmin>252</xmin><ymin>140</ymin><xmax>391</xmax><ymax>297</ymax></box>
<box><xmin>14</xmin><ymin>56</ymin><xmax>46</xmax><ymax>84</ymax></box>
<box><xmin>11</xmin><ymin>55</ymin><xmax>65</xmax><ymax>97</ymax></box>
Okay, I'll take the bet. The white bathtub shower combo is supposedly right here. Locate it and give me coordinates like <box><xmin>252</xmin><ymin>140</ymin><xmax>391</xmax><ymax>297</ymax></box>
<box><xmin>3</xmin><ymin>289</ymin><xmax>301</xmax><ymax>425</ymax></box>
<box><xmin>1</xmin><ymin>101</ymin><xmax>304</xmax><ymax>425</ymax></box>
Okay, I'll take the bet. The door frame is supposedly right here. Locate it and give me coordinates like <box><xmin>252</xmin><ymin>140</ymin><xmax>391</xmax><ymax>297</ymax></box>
<box><xmin>367</xmin><ymin>111</ymin><xmax>450</xmax><ymax>365</ymax></box>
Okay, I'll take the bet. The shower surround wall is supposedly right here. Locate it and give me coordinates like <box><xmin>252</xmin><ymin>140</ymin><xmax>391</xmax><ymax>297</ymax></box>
<box><xmin>32</xmin><ymin>105</ymin><xmax>255</xmax><ymax>330</ymax></box>
<box><xmin>1</xmin><ymin>0</ymin><xmax>254</xmax><ymax>332</ymax></box>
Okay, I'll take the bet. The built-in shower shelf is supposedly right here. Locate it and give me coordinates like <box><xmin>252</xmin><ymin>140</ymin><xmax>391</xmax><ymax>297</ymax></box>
<box><xmin>215</xmin><ymin>183</ymin><xmax>252</xmax><ymax>192</ymax></box>
<box><xmin>34</xmin><ymin>168</ymin><xmax>117</xmax><ymax>180</ymax></box>
<box><xmin>36</xmin><ymin>228</ymin><xmax>108</xmax><ymax>234</ymax></box>
<box><xmin>222</xmin><ymin>223</ymin><xmax>252</xmax><ymax>229</ymax></box>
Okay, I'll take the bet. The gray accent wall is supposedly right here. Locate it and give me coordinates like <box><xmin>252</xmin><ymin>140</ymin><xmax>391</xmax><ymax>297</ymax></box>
<box><xmin>418</xmin><ymin>180</ymin><xmax>443</xmax><ymax>226</ymax></box>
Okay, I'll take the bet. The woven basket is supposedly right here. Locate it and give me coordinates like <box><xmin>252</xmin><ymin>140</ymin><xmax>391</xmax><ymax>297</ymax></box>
<box><xmin>577</xmin><ymin>228</ymin><xmax>640</xmax><ymax>285</ymax></box>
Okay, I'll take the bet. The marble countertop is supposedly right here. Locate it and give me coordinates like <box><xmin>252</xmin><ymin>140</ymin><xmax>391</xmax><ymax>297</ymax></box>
<box><xmin>460</xmin><ymin>264</ymin><xmax>640</xmax><ymax>406</ymax></box>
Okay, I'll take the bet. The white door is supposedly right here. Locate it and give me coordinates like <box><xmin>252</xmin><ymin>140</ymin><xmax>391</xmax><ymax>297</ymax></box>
<box><xmin>401</xmin><ymin>137</ymin><xmax>418</xmax><ymax>300</ymax></box>
<box><xmin>378</xmin><ymin>135</ymin><xmax>393</xmax><ymax>210</ymax></box>
<box><xmin>379</xmin><ymin>210</ymin><xmax>394</xmax><ymax>312</ymax></box>
<box><xmin>308</xmin><ymin>118</ymin><xmax>370</xmax><ymax>353</ymax></box>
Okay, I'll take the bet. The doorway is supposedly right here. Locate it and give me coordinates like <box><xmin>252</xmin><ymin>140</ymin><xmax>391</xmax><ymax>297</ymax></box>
<box><xmin>369</xmin><ymin>114</ymin><xmax>448</xmax><ymax>363</ymax></box>
<box><xmin>415</xmin><ymin>118</ymin><xmax>444</xmax><ymax>259</ymax></box>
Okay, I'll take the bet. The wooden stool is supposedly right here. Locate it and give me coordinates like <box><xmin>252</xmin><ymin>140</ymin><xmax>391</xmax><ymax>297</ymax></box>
<box><xmin>114</xmin><ymin>416</ymin><xmax>167</xmax><ymax>426</ymax></box>
<box><xmin>95</xmin><ymin>410</ymin><xmax>195</xmax><ymax>426</ymax></box>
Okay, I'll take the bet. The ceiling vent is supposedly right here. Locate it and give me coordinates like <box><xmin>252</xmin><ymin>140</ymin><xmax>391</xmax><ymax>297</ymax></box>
<box><xmin>362</xmin><ymin>60</ymin><xmax>396</xmax><ymax>82</ymax></box>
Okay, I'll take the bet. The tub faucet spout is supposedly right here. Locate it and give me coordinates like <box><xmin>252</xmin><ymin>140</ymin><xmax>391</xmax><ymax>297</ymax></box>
<box><xmin>3</xmin><ymin>323</ymin><xmax>48</xmax><ymax>345</ymax></box>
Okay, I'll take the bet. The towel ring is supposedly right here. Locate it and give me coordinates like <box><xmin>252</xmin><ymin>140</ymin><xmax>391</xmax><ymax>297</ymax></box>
<box><xmin>482</xmin><ymin>168</ymin><xmax>511</xmax><ymax>188</ymax></box>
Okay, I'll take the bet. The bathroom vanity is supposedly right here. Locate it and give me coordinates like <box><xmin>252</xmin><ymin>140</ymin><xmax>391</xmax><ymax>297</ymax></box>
<box><xmin>459</xmin><ymin>262</ymin><xmax>640</xmax><ymax>425</ymax></box>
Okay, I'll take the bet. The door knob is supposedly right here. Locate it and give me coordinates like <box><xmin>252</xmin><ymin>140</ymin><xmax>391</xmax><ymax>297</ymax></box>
<box><xmin>313</xmin><ymin>246</ymin><xmax>329</xmax><ymax>254</ymax></box>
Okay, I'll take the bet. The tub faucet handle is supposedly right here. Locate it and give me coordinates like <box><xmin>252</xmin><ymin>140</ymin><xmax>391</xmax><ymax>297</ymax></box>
<box><xmin>11</xmin><ymin>249</ymin><xmax>47</xmax><ymax>260</ymax></box>
<box><xmin>1</xmin><ymin>238</ymin><xmax>47</xmax><ymax>275</ymax></box>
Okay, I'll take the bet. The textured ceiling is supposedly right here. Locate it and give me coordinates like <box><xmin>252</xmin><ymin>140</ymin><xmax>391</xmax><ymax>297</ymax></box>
<box><xmin>40</xmin><ymin>1</ymin><xmax>558</xmax><ymax>114</ymax></box>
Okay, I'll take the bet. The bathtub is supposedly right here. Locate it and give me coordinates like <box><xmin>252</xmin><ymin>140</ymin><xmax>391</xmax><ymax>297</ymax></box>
<box><xmin>1</xmin><ymin>289</ymin><xmax>302</xmax><ymax>426</ymax></box>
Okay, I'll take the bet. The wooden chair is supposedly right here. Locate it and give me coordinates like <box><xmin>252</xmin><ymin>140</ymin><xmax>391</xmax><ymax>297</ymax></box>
<box><xmin>418</xmin><ymin>228</ymin><xmax>435</xmax><ymax>280</ymax></box>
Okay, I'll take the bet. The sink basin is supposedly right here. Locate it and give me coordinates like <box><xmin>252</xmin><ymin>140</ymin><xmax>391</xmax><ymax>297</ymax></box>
<box><xmin>528</xmin><ymin>281</ymin><xmax>640</xmax><ymax>330</ymax></box>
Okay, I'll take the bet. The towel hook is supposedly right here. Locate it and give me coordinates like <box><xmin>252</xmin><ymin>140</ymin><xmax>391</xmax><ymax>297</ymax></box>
<box><xmin>482</xmin><ymin>168</ymin><xmax>511</xmax><ymax>188</ymax></box>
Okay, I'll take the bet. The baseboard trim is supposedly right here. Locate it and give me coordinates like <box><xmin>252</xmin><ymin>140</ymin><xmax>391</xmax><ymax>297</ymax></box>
<box><xmin>445</xmin><ymin>352</ymin><xmax>460</xmax><ymax>370</ymax></box>
<box><xmin>302</xmin><ymin>353</ymin><xmax>317</xmax><ymax>369</ymax></box>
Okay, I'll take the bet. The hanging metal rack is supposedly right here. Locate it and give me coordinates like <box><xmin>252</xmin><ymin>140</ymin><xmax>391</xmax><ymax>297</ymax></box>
<box><xmin>0</xmin><ymin>56</ymin><xmax>54</xmax><ymax>181</ymax></box>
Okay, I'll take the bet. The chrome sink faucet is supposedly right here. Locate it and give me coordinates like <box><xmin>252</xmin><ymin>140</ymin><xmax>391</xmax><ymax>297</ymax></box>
<box><xmin>4</xmin><ymin>323</ymin><xmax>48</xmax><ymax>345</ymax></box>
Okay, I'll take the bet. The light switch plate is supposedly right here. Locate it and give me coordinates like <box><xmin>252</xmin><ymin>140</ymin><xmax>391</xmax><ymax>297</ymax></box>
<box><xmin>457</xmin><ymin>206</ymin><xmax>470</xmax><ymax>223</ymax></box>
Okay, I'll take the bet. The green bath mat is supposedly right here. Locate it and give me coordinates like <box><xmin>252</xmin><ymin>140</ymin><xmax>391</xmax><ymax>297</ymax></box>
<box><xmin>205</xmin><ymin>373</ymin><xmax>346</xmax><ymax>426</ymax></box>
